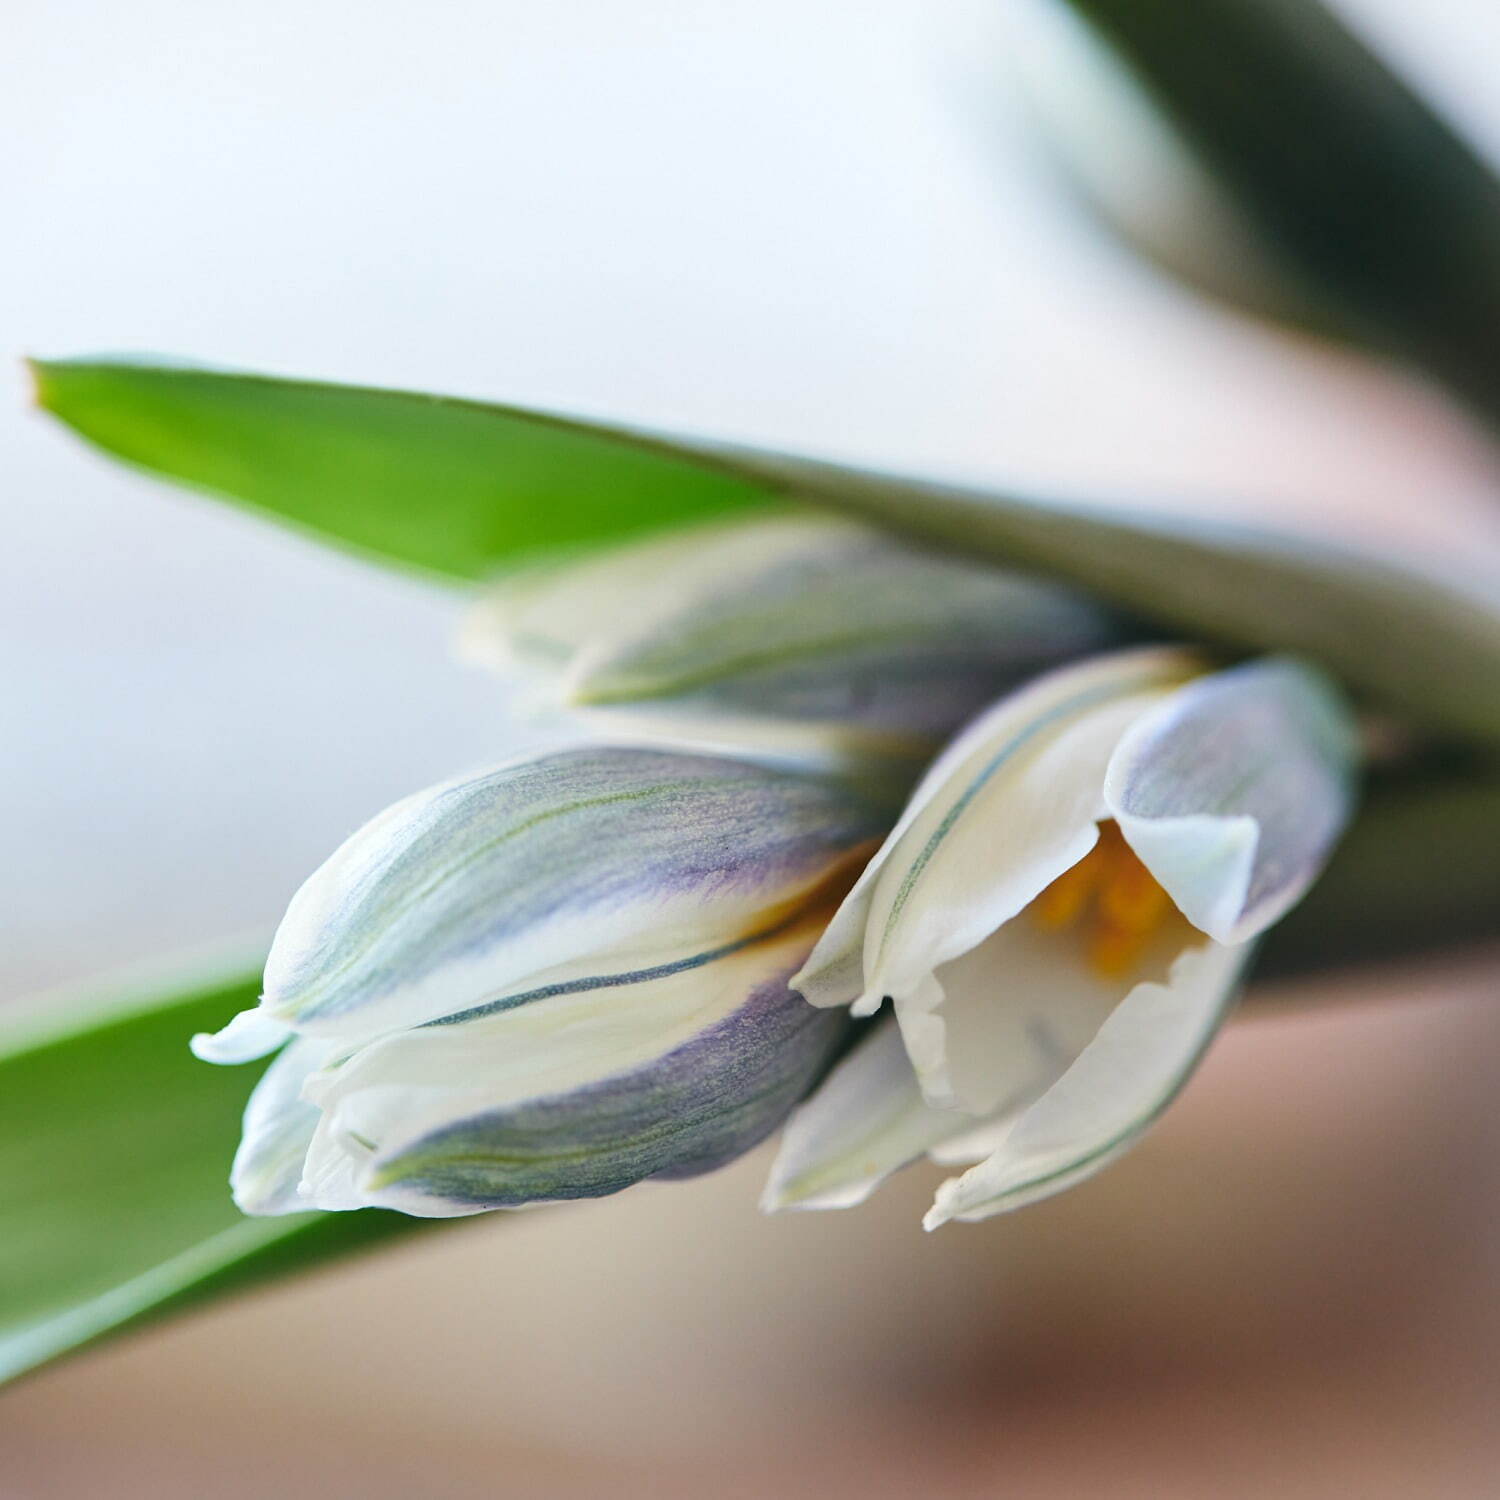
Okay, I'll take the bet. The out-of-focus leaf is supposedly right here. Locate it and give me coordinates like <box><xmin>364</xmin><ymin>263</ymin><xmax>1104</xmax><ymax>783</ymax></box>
<box><xmin>28</xmin><ymin>358</ymin><xmax>767</xmax><ymax>580</ymax></box>
<box><xmin>709</xmin><ymin>443</ymin><xmax>1500</xmax><ymax>751</ymax></box>
<box><xmin>0</xmin><ymin>966</ymin><xmax>435</xmax><ymax>1385</ymax></box>
<box><xmin>1257</xmin><ymin>767</ymin><xmax>1500</xmax><ymax>979</ymax></box>
<box><xmin>34</xmin><ymin>358</ymin><xmax>1500</xmax><ymax>747</ymax></box>
<box><xmin>1037</xmin><ymin>0</ymin><xmax>1500</xmax><ymax>423</ymax></box>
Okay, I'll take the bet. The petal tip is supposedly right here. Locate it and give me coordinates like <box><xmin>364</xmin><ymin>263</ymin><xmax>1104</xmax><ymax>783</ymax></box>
<box><xmin>190</xmin><ymin>1007</ymin><xmax>288</xmax><ymax>1064</ymax></box>
<box><xmin>758</xmin><ymin>1183</ymin><xmax>790</xmax><ymax>1215</ymax></box>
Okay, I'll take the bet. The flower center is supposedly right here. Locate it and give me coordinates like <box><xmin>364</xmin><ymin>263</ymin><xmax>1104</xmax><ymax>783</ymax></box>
<box><xmin>1031</xmin><ymin>821</ymin><xmax>1175</xmax><ymax>979</ymax></box>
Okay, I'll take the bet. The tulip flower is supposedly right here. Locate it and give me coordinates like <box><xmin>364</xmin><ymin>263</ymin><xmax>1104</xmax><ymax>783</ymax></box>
<box><xmin>193</xmin><ymin>746</ymin><xmax>889</xmax><ymax>1215</ymax></box>
<box><xmin>461</xmin><ymin>510</ymin><xmax>1121</xmax><ymax>763</ymax></box>
<box><xmin>764</xmin><ymin>647</ymin><xmax>1358</xmax><ymax>1226</ymax></box>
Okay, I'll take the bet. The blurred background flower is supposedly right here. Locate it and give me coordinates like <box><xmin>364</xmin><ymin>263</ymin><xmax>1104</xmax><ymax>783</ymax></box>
<box><xmin>5</xmin><ymin>0</ymin><xmax>1500</xmax><ymax>1495</ymax></box>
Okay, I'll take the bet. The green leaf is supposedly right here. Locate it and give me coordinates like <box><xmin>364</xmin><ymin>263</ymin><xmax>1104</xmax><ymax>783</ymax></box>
<box><xmin>1043</xmin><ymin>0</ymin><xmax>1500</xmax><ymax>424</ymax></box>
<box><xmin>742</xmin><ymin>445</ymin><xmax>1500</xmax><ymax>749</ymax></box>
<box><xmin>1258</xmin><ymin>766</ymin><xmax>1500</xmax><ymax>979</ymax></box>
<box><xmin>28</xmin><ymin>358</ymin><xmax>768</xmax><ymax>580</ymax></box>
<box><xmin>34</xmin><ymin>357</ymin><xmax>1500</xmax><ymax>747</ymax></box>
<box><xmin>0</xmin><ymin>964</ymin><xmax>436</xmax><ymax>1385</ymax></box>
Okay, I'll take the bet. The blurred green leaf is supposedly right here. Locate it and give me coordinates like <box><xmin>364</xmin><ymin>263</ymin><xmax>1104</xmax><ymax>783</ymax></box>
<box><xmin>1258</xmin><ymin>766</ymin><xmax>1500</xmax><ymax>979</ymax></box>
<box><xmin>29</xmin><ymin>358</ymin><xmax>768</xmax><ymax>580</ymax></box>
<box><xmin>0</xmin><ymin>966</ymin><xmax>434</xmax><ymax>1385</ymax></box>
<box><xmin>1041</xmin><ymin>0</ymin><xmax>1500</xmax><ymax>423</ymax></box>
<box><xmin>35</xmin><ymin>357</ymin><xmax>1500</xmax><ymax>747</ymax></box>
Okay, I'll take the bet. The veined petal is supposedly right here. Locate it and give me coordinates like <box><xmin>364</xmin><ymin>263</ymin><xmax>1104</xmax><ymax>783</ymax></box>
<box><xmin>797</xmin><ymin>650</ymin><xmax>1357</xmax><ymax>1122</ymax></box>
<box><xmin>762</xmin><ymin>1020</ymin><xmax>965</xmax><ymax>1212</ymax></box>
<box><xmin>911</xmin><ymin>895</ymin><xmax>1175</xmax><ymax>1114</ymax></box>
<box><xmin>228</xmin><ymin>1038</ymin><xmax>333</xmax><ymax>1216</ymax></box>
<box><xmin>793</xmin><ymin>647</ymin><xmax>1201</xmax><ymax>1046</ymax></box>
<box><xmin>924</xmin><ymin>939</ymin><xmax>1249</xmax><ymax>1226</ymax></box>
<box><xmin>199</xmin><ymin>747</ymin><xmax>885</xmax><ymax>1055</ymax></box>
<box><xmin>1105</xmin><ymin>658</ymin><xmax>1359</xmax><ymax>944</ymax></box>
<box><xmin>464</xmin><ymin>511</ymin><xmax>1120</xmax><ymax>761</ymax></box>
<box><xmin>189</xmin><ymin>1006</ymin><xmax>290</xmax><ymax>1065</ymax></box>
<box><xmin>767</xmin><ymin>903</ymin><xmax>1167</xmax><ymax>1208</ymax></box>
<box><xmin>298</xmin><ymin>915</ymin><xmax>845</xmax><ymax>1215</ymax></box>
<box><xmin>459</xmin><ymin>521</ymin><xmax>734</xmax><ymax>676</ymax></box>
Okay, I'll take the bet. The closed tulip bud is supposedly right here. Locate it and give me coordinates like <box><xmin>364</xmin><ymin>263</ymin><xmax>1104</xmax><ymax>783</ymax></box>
<box><xmin>194</xmin><ymin>746</ymin><xmax>890</xmax><ymax>1216</ymax></box>
<box><xmin>764</xmin><ymin>647</ymin><xmax>1359</xmax><ymax>1225</ymax></box>
<box><xmin>460</xmin><ymin>511</ymin><xmax>1121</xmax><ymax>763</ymax></box>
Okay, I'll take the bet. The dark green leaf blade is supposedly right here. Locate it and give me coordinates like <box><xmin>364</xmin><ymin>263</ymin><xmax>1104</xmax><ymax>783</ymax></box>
<box><xmin>1046</xmin><ymin>0</ymin><xmax>1500</xmax><ymax>425</ymax></box>
<box><xmin>1258</xmin><ymin>766</ymin><xmax>1500</xmax><ymax>980</ymax></box>
<box><xmin>29</xmin><ymin>358</ymin><xmax>768</xmax><ymax>580</ymax></box>
<box><xmin>698</xmin><ymin>440</ymin><xmax>1500</xmax><ymax>750</ymax></box>
<box><xmin>0</xmin><ymin>967</ymin><xmax>434</xmax><ymax>1384</ymax></box>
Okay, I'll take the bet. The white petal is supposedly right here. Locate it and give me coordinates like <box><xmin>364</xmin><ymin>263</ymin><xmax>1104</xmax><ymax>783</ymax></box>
<box><xmin>466</xmin><ymin>510</ymin><xmax>1119</xmax><ymax>762</ymax></box>
<box><xmin>297</xmin><ymin>914</ymin><xmax>841</xmax><ymax>1214</ymax></box>
<box><xmin>914</xmin><ymin>901</ymin><xmax>1162</xmax><ymax>1113</ymax></box>
<box><xmin>1106</xmin><ymin>657</ymin><xmax>1359</xmax><ymax>943</ymax></box>
<box><xmin>799</xmin><ymin>648</ymin><xmax>1201</xmax><ymax>1098</ymax></box>
<box><xmin>795</xmin><ymin>647</ymin><xmax>1199</xmax><ymax>1013</ymax></box>
<box><xmin>762</xmin><ymin>1020</ymin><xmax>969</xmax><ymax>1211</ymax></box>
<box><xmin>228</xmin><ymin>1038</ymin><xmax>332</xmax><ymax>1216</ymax></box>
<box><xmin>790</xmin><ymin>689</ymin><xmax>1015</xmax><ymax>1010</ymax></box>
<box><xmin>458</xmin><ymin>520</ymin><xmax>733</xmax><ymax>675</ymax></box>
<box><xmin>190</xmin><ymin>1006</ymin><xmax>289</xmax><ymax>1064</ymax></box>
<box><xmin>198</xmin><ymin>746</ymin><xmax>884</xmax><ymax>1055</ymax></box>
<box><xmin>924</xmin><ymin>939</ymin><xmax>1249</xmax><ymax>1227</ymax></box>
<box><xmin>769</xmin><ymin>907</ymin><xmax>1158</xmax><ymax>1208</ymax></box>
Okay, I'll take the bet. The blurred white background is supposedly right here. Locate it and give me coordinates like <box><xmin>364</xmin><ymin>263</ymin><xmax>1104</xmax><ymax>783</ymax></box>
<box><xmin>5</xmin><ymin>1</ymin><xmax>1500</xmax><ymax>1495</ymax></box>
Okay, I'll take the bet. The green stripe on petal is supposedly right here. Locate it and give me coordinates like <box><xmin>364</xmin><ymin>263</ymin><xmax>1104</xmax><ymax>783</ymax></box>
<box><xmin>199</xmin><ymin>747</ymin><xmax>887</xmax><ymax>1055</ymax></box>
<box><xmin>465</xmin><ymin>512</ymin><xmax>1122</xmax><ymax>763</ymax></box>
<box><xmin>302</xmin><ymin>918</ymin><xmax>844</xmax><ymax>1215</ymax></box>
<box><xmin>794</xmin><ymin>648</ymin><xmax>1198</xmax><ymax>1035</ymax></box>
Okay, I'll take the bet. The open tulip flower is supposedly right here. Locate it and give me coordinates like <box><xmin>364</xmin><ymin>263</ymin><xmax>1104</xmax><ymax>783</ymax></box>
<box><xmin>766</xmin><ymin>648</ymin><xmax>1356</xmax><ymax>1225</ymax></box>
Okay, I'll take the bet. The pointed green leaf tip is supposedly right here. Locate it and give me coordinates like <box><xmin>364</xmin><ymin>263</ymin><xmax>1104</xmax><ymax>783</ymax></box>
<box><xmin>27</xmin><ymin>357</ymin><xmax>770</xmax><ymax>580</ymax></box>
<box><xmin>0</xmin><ymin>964</ymin><xmax>435</xmax><ymax>1384</ymax></box>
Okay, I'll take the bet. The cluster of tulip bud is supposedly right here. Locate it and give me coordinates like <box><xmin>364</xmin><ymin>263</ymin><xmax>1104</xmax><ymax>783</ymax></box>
<box><xmin>196</xmin><ymin>512</ymin><xmax>1357</xmax><ymax>1226</ymax></box>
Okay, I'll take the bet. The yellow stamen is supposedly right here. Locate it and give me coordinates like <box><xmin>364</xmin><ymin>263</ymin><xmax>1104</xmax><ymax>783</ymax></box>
<box><xmin>1030</xmin><ymin>848</ymin><xmax>1103</xmax><ymax>930</ymax></box>
<box><xmin>1031</xmin><ymin>821</ymin><xmax>1176</xmax><ymax>978</ymax></box>
<box><xmin>1087</xmin><ymin>920</ymin><xmax>1155</xmax><ymax>980</ymax></box>
<box><xmin>1097</xmin><ymin>833</ymin><xmax>1171</xmax><ymax>933</ymax></box>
